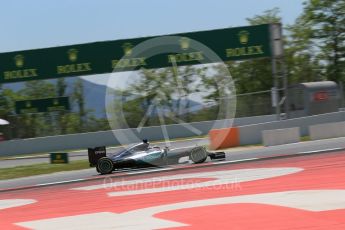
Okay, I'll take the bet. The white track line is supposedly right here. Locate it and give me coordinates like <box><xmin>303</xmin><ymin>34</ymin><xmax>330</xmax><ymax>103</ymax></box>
<box><xmin>299</xmin><ymin>147</ymin><xmax>344</xmax><ymax>154</ymax></box>
<box><xmin>37</xmin><ymin>178</ymin><xmax>87</xmax><ymax>186</ymax></box>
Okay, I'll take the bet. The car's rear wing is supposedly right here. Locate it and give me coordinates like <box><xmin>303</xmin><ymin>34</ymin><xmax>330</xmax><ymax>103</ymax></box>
<box><xmin>88</xmin><ymin>146</ymin><xmax>106</xmax><ymax>167</ymax></box>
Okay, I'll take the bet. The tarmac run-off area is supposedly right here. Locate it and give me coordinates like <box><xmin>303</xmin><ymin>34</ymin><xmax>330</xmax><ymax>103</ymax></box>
<box><xmin>1</xmin><ymin>150</ymin><xmax>345</xmax><ymax>229</ymax></box>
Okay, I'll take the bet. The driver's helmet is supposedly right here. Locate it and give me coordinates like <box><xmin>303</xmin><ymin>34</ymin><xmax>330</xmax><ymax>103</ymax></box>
<box><xmin>142</xmin><ymin>139</ymin><xmax>150</xmax><ymax>149</ymax></box>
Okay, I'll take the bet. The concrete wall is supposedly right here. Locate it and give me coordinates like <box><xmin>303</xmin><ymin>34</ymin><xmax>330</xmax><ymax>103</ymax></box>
<box><xmin>309</xmin><ymin>121</ymin><xmax>345</xmax><ymax>140</ymax></box>
<box><xmin>2</xmin><ymin>111</ymin><xmax>345</xmax><ymax>156</ymax></box>
<box><xmin>0</xmin><ymin>115</ymin><xmax>276</xmax><ymax>156</ymax></box>
<box><xmin>262</xmin><ymin>127</ymin><xmax>300</xmax><ymax>146</ymax></box>
<box><xmin>239</xmin><ymin>111</ymin><xmax>345</xmax><ymax>145</ymax></box>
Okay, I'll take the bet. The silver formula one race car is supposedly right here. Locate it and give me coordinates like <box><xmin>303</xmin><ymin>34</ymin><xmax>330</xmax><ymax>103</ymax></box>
<box><xmin>88</xmin><ymin>139</ymin><xmax>225</xmax><ymax>174</ymax></box>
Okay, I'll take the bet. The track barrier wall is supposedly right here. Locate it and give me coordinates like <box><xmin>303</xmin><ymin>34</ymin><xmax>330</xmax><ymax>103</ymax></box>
<box><xmin>0</xmin><ymin>115</ymin><xmax>275</xmax><ymax>156</ymax></box>
<box><xmin>309</xmin><ymin>121</ymin><xmax>345</xmax><ymax>141</ymax></box>
<box><xmin>209</xmin><ymin>128</ymin><xmax>239</xmax><ymax>150</ymax></box>
<box><xmin>2</xmin><ymin>112</ymin><xmax>345</xmax><ymax>155</ymax></box>
<box><xmin>209</xmin><ymin>111</ymin><xmax>345</xmax><ymax>149</ymax></box>
<box><xmin>262</xmin><ymin>127</ymin><xmax>300</xmax><ymax>146</ymax></box>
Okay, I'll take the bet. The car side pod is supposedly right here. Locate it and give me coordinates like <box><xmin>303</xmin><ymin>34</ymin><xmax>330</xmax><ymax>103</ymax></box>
<box><xmin>208</xmin><ymin>152</ymin><xmax>226</xmax><ymax>160</ymax></box>
<box><xmin>88</xmin><ymin>146</ymin><xmax>107</xmax><ymax>167</ymax></box>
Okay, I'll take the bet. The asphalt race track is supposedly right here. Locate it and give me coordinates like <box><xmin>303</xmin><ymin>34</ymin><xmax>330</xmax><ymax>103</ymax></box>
<box><xmin>2</xmin><ymin>136</ymin><xmax>345</xmax><ymax>169</ymax></box>
<box><xmin>1</xmin><ymin>149</ymin><xmax>345</xmax><ymax>229</ymax></box>
<box><xmin>0</xmin><ymin>138</ymin><xmax>209</xmax><ymax>168</ymax></box>
<box><xmin>1</xmin><ymin>136</ymin><xmax>345</xmax><ymax>190</ymax></box>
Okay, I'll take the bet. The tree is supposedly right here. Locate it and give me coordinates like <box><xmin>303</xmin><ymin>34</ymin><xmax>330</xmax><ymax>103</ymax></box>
<box><xmin>14</xmin><ymin>80</ymin><xmax>57</xmax><ymax>138</ymax></box>
<box><xmin>73</xmin><ymin>78</ymin><xmax>86</xmax><ymax>131</ymax></box>
<box><xmin>246</xmin><ymin>7</ymin><xmax>281</xmax><ymax>25</ymax></box>
<box><xmin>284</xmin><ymin>14</ymin><xmax>324</xmax><ymax>84</ymax></box>
<box><xmin>20</xmin><ymin>80</ymin><xmax>56</xmax><ymax>98</ymax></box>
<box><xmin>56</xmin><ymin>78</ymin><xmax>67</xmax><ymax>97</ymax></box>
<box><xmin>0</xmin><ymin>88</ymin><xmax>15</xmax><ymax>139</ymax></box>
<box><xmin>300</xmin><ymin>0</ymin><xmax>345</xmax><ymax>82</ymax></box>
<box><xmin>201</xmin><ymin>64</ymin><xmax>235</xmax><ymax>119</ymax></box>
<box><xmin>116</xmin><ymin>66</ymin><xmax>205</xmax><ymax>128</ymax></box>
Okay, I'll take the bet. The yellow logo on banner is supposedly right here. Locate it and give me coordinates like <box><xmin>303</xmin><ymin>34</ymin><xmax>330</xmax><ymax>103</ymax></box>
<box><xmin>179</xmin><ymin>37</ymin><xmax>190</xmax><ymax>50</ymax></box>
<box><xmin>122</xmin><ymin>43</ymin><xmax>133</xmax><ymax>56</ymax></box>
<box><xmin>14</xmin><ymin>55</ymin><xmax>24</xmax><ymax>68</ymax></box>
<box><xmin>57</xmin><ymin>49</ymin><xmax>92</xmax><ymax>75</ymax></box>
<box><xmin>68</xmin><ymin>49</ymin><xmax>78</xmax><ymax>62</ymax></box>
<box><xmin>53</xmin><ymin>99</ymin><xmax>59</xmax><ymax>105</ymax></box>
<box><xmin>25</xmin><ymin>101</ymin><xmax>31</xmax><ymax>108</ymax></box>
<box><xmin>238</xmin><ymin>30</ymin><xmax>249</xmax><ymax>44</ymax></box>
<box><xmin>4</xmin><ymin>54</ymin><xmax>38</xmax><ymax>80</ymax></box>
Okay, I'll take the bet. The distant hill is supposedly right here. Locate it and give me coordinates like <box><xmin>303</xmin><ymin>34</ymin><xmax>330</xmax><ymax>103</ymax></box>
<box><xmin>3</xmin><ymin>77</ymin><xmax>107</xmax><ymax>118</ymax></box>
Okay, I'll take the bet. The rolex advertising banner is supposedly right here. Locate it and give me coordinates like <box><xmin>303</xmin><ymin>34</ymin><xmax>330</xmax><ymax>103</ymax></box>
<box><xmin>50</xmin><ymin>152</ymin><xmax>69</xmax><ymax>164</ymax></box>
<box><xmin>0</xmin><ymin>24</ymin><xmax>272</xmax><ymax>84</ymax></box>
<box><xmin>15</xmin><ymin>97</ymin><xmax>70</xmax><ymax>114</ymax></box>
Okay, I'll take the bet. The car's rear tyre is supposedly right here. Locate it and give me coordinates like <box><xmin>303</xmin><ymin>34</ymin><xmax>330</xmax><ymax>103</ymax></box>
<box><xmin>190</xmin><ymin>146</ymin><xmax>208</xmax><ymax>164</ymax></box>
<box><xmin>97</xmin><ymin>157</ymin><xmax>114</xmax><ymax>174</ymax></box>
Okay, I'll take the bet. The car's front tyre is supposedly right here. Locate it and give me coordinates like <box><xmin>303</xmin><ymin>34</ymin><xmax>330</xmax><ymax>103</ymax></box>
<box><xmin>97</xmin><ymin>157</ymin><xmax>114</xmax><ymax>174</ymax></box>
<box><xmin>189</xmin><ymin>146</ymin><xmax>208</xmax><ymax>164</ymax></box>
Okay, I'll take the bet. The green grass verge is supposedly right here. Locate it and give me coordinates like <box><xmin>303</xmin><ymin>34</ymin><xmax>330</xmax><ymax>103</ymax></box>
<box><xmin>0</xmin><ymin>160</ymin><xmax>90</xmax><ymax>180</ymax></box>
<box><xmin>301</xmin><ymin>136</ymin><xmax>311</xmax><ymax>142</ymax></box>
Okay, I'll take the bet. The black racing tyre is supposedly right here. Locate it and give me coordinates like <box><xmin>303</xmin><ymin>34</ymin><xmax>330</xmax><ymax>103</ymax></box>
<box><xmin>96</xmin><ymin>157</ymin><xmax>114</xmax><ymax>174</ymax></box>
<box><xmin>189</xmin><ymin>146</ymin><xmax>208</xmax><ymax>164</ymax></box>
